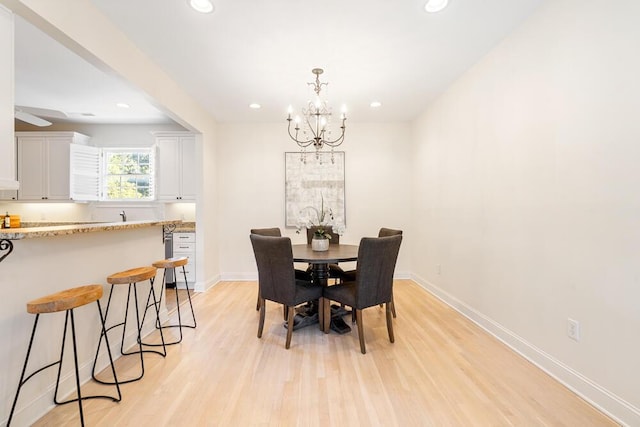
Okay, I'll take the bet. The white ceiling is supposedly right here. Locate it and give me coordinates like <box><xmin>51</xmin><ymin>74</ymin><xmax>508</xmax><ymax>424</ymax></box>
<box><xmin>14</xmin><ymin>0</ymin><xmax>543</xmax><ymax>125</ymax></box>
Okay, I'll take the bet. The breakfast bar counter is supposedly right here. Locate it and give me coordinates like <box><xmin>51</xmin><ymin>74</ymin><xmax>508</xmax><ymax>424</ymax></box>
<box><xmin>0</xmin><ymin>219</ymin><xmax>180</xmax><ymax>240</ymax></box>
<box><xmin>0</xmin><ymin>219</ymin><xmax>181</xmax><ymax>425</ymax></box>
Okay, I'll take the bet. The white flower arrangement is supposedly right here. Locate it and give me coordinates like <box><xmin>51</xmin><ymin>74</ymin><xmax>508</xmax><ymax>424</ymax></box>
<box><xmin>295</xmin><ymin>194</ymin><xmax>345</xmax><ymax>239</ymax></box>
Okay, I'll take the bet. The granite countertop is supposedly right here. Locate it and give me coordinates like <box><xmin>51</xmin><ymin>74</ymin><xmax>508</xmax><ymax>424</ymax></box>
<box><xmin>174</xmin><ymin>221</ymin><xmax>196</xmax><ymax>232</ymax></box>
<box><xmin>0</xmin><ymin>220</ymin><xmax>183</xmax><ymax>240</ymax></box>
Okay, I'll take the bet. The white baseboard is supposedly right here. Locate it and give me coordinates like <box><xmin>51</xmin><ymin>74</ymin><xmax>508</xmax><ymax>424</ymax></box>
<box><xmin>220</xmin><ymin>272</ymin><xmax>257</xmax><ymax>281</ymax></box>
<box><xmin>195</xmin><ymin>275</ymin><xmax>220</xmax><ymax>292</ymax></box>
<box><xmin>218</xmin><ymin>271</ymin><xmax>411</xmax><ymax>282</ymax></box>
<box><xmin>410</xmin><ymin>273</ymin><xmax>638</xmax><ymax>427</ymax></box>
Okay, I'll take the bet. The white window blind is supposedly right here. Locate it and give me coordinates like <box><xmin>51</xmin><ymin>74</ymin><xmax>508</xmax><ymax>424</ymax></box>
<box><xmin>69</xmin><ymin>144</ymin><xmax>100</xmax><ymax>201</ymax></box>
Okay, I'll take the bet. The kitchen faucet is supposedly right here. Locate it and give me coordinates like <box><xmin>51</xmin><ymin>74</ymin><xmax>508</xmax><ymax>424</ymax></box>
<box><xmin>119</xmin><ymin>210</ymin><xmax>127</xmax><ymax>222</ymax></box>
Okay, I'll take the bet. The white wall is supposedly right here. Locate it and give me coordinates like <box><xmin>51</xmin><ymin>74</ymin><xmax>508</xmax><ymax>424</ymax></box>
<box><xmin>217</xmin><ymin>122</ymin><xmax>412</xmax><ymax>279</ymax></box>
<box><xmin>0</xmin><ymin>5</ymin><xmax>18</xmax><ymax>191</ymax></box>
<box><xmin>410</xmin><ymin>0</ymin><xmax>640</xmax><ymax>424</ymax></box>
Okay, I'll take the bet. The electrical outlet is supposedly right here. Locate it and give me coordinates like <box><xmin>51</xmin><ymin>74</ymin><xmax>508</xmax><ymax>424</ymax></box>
<box><xmin>567</xmin><ymin>318</ymin><xmax>580</xmax><ymax>341</ymax></box>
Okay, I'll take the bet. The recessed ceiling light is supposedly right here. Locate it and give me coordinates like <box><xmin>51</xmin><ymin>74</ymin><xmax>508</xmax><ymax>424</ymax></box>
<box><xmin>116</xmin><ymin>102</ymin><xmax>130</xmax><ymax>109</ymax></box>
<box><xmin>370</xmin><ymin>101</ymin><xmax>382</xmax><ymax>108</ymax></box>
<box><xmin>424</xmin><ymin>0</ymin><xmax>449</xmax><ymax>13</ymax></box>
<box><xmin>249</xmin><ymin>103</ymin><xmax>261</xmax><ymax>109</ymax></box>
<box><xmin>188</xmin><ymin>0</ymin><xmax>214</xmax><ymax>14</ymax></box>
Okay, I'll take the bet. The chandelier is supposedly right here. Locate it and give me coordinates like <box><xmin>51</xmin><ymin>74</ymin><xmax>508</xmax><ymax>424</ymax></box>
<box><xmin>286</xmin><ymin>68</ymin><xmax>347</xmax><ymax>154</ymax></box>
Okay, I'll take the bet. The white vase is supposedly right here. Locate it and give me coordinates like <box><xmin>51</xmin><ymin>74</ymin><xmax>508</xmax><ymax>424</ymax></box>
<box><xmin>311</xmin><ymin>237</ymin><xmax>329</xmax><ymax>251</ymax></box>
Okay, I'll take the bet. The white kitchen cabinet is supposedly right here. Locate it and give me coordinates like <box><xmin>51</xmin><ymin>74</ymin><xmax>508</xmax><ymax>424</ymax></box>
<box><xmin>16</xmin><ymin>132</ymin><xmax>90</xmax><ymax>201</ymax></box>
<box><xmin>173</xmin><ymin>232</ymin><xmax>196</xmax><ymax>286</ymax></box>
<box><xmin>154</xmin><ymin>132</ymin><xmax>196</xmax><ymax>201</ymax></box>
<box><xmin>0</xmin><ymin>188</ymin><xmax>17</xmax><ymax>200</ymax></box>
<box><xmin>0</xmin><ymin>6</ymin><xmax>18</xmax><ymax>193</ymax></box>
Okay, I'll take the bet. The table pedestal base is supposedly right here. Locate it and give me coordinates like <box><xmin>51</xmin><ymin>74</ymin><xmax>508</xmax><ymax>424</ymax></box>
<box><xmin>284</xmin><ymin>302</ymin><xmax>352</xmax><ymax>333</ymax></box>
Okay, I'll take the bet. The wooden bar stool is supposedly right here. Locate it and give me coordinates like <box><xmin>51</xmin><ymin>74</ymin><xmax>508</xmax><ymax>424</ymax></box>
<box><xmin>142</xmin><ymin>257</ymin><xmax>197</xmax><ymax>345</ymax></box>
<box><xmin>8</xmin><ymin>285</ymin><xmax>121</xmax><ymax>427</ymax></box>
<box><xmin>92</xmin><ymin>266</ymin><xmax>166</xmax><ymax>386</ymax></box>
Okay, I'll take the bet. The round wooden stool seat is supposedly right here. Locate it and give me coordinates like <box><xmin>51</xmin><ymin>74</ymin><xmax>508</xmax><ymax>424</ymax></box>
<box><xmin>27</xmin><ymin>284</ymin><xmax>103</xmax><ymax>314</ymax></box>
<box><xmin>9</xmin><ymin>284</ymin><xmax>121</xmax><ymax>426</ymax></box>
<box><xmin>153</xmin><ymin>256</ymin><xmax>188</xmax><ymax>269</ymax></box>
<box><xmin>107</xmin><ymin>266</ymin><xmax>157</xmax><ymax>285</ymax></box>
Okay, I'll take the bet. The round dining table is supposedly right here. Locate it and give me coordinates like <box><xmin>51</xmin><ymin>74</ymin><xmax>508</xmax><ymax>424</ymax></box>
<box><xmin>292</xmin><ymin>243</ymin><xmax>358</xmax><ymax>332</ymax></box>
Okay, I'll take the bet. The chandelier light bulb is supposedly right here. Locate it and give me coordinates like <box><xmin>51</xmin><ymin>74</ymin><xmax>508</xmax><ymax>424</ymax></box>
<box><xmin>424</xmin><ymin>0</ymin><xmax>449</xmax><ymax>13</ymax></box>
<box><xmin>189</xmin><ymin>0</ymin><xmax>214</xmax><ymax>13</ymax></box>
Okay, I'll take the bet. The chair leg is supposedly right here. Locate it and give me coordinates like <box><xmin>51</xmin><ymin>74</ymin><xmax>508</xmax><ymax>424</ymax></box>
<box><xmin>257</xmin><ymin>298</ymin><xmax>266</xmax><ymax>338</ymax></box>
<box><xmin>390</xmin><ymin>294</ymin><xmax>397</xmax><ymax>318</ymax></box>
<box><xmin>386</xmin><ymin>303</ymin><xmax>395</xmax><ymax>343</ymax></box>
<box><xmin>355</xmin><ymin>309</ymin><xmax>366</xmax><ymax>354</ymax></box>
<box><xmin>285</xmin><ymin>306</ymin><xmax>295</xmax><ymax>349</ymax></box>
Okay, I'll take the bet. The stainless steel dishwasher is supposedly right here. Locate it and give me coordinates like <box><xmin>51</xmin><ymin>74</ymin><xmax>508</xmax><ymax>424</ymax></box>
<box><xmin>163</xmin><ymin>228</ymin><xmax>176</xmax><ymax>288</ymax></box>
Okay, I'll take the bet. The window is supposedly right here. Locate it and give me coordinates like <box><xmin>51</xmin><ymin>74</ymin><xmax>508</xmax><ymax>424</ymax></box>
<box><xmin>102</xmin><ymin>148</ymin><xmax>155</xmax><ymax>201</ymax></box>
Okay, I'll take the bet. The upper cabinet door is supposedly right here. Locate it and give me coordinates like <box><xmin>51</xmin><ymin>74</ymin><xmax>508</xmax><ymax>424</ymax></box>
<box><xmin>179</xmin><ymin>136</ymin><xmax>197</xmax><ymax>200</ymax></box>
<box><xmin>155</xmin><ymin>133</ymin><xmax>196</xmax><ymax>201</ymax></box>
<box><xmin>17</xmin><ymin>136</ymin><xmax>47</xmax><ymax>200</ymax></box>
<box><xmin>46</xmin><ymin>137</ymin><xmax>71</xmax><ymax>200</ymax></box>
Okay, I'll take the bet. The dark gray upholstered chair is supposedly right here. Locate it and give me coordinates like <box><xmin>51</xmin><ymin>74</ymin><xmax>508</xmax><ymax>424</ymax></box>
<box><xmin>251</xmin><ymin>227</ymin><xmax>312</xmax><ymax>312</ymax></box>
<box><xmin>251</xmin><ymin>228</ymin><xmax>283</xmax><ymax>311</ymax></box>
<box><xmin>322</xmin><ymin>235</ymin><xmax>402</xmax><ymax>354</ymax></box>
<box><xmin>250</xmin><ymin>234</ymin><xmax>324</xmax><ymax>349</ymax></box>
<box><xmin>305</xmin><ymin>225</ymin><xmax>345</xmax><ymax>282</ymax></box>
<box><xmin>340</xmin><ymin>228</ymin><xmax>403</xmax><ymax>317</ymax></box>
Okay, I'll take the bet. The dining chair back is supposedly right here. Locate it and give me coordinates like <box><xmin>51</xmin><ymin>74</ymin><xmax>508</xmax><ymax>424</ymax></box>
<box><xmin>249</xmin><ymin>234</ymin><xmax>324</xmax><ymax>349</ymax></box>
<box><xmin>323</xmin><ymin>234</ymin><xmax>402</xmax><ymax>354</ymax></box>
<box><xmin>353</xmin><ymin>235</ymin><xmax>402</xmax><ymax>309</ymax></box>
<box><xmin>250</xmin><ymin>228</ymin><xmax>282</xmax><ymax>310</ymax></box>
<box><xmin>250</xmin><ymin>227</ymin><xmax>281</xmax><ymax>237</ymax></box>
<box><xmin>338</xmin><ymin>227</ymin><xmax>403</xmax><ymax>287</ymax></box>
<box><xmin>376</xmin><ymin>227</ymin><xmax>402</xmax><ymax>316</ymax></box>
<box><xmin>378</xmin><ymin>227</ymin><xmax>403</xmax><ymax>237</ymax></box>
<box><xmin>251</xmin><ymin>227</ymin><xmax>311</xmax><ymax>311</ymax></box>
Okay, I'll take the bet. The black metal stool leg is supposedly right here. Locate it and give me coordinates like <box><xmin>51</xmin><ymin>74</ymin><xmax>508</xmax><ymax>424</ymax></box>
<box><xmin>94</xmin><ymin>299</ymin><xmax>122</xmax><ymax>400</ymax></box>
<box><xmin>12</xmin><ymin>303</ymin><xmax>122</xmax><ymax>427</ymax></box>
<box><xmin>137</xmin><ymin>277</ymin><xmax>169</xmax><ymax>353</ymax></box>
<box><xmin>180</xmin><ymin>265</ymin><xmax>197</xmax><ymax>328</ymax></box>
<box><xmin>7</xmin><ymin>314</ymin><xmax>40</xmax><ymax>426</ymax></box>
<box><xmin>93</xmin><ymin>283</ymin><xmax>147</xmax><ymax>384</ymax></box>
<box><xmin>142</xmin><ymin>268</ymin><xmax>196</xmax><ymax>346</ymax></box>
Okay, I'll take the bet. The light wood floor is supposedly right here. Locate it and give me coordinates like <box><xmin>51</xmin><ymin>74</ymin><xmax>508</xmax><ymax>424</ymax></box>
<box><xmin>165</xmin><ymin>287</ymin><xmax>192</xmax><ymax>314</ymax></box>
<box><xmin>33</xmin><ymin>280</ymin><xmax>616</xmax><ymax>426</ymax></box>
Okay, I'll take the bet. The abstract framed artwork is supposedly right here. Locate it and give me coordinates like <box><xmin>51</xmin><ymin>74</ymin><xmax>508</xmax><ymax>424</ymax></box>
<box><xmin>285</xmin><ymin>151</ymin><xmax>345</xmax><ymax>227</ymax></box>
